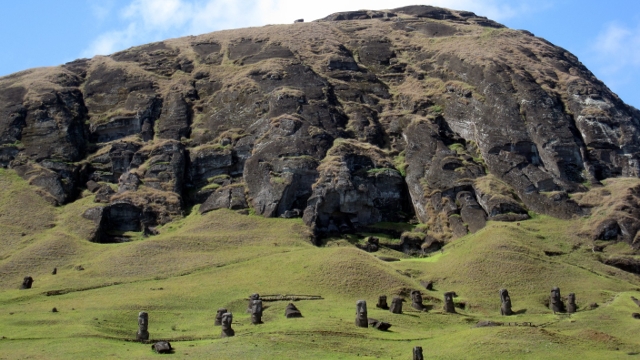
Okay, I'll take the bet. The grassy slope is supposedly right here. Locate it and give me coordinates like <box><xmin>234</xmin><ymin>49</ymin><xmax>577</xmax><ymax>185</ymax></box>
<box><xmin>1</xmin><ymin>169</ymin><xmax>640</xmax><ymax>359</ymax></box>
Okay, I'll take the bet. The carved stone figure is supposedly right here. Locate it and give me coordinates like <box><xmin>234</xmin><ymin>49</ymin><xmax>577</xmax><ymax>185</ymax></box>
<box><xmin>500</xmin><ymin>288</ymin><xmax>513</xmax><ymax>316</ymax></box>
<box><xmin>247</xmin><ymin>293</ymin><xmax>260</xmax><ymax>313</ymax></box>
<box><xmin>52</xmin><ymin>268</ymin><xmax>57</xmax><ymax>275</ymax></box>
<box><xmin>549</xmin><ymin>287</ymin><xmax>565</xmax><ymax>313</ymax></box>
<box><xmin>567</xmin><ymin>293</ymin><xmax>577</xmax><ymax>313</ymax></box>
<box><xmin>215</xmin><ymin>308</ymin><xmax>227</xmax><ymax>326</ymax></box>
<box><xmin>411</xmin><ymin>290</ymin><xmax>425</xmax><ymax>311</ymax></box>
<box><xmin>151</xmin><ymin>341</ymin><xmax>172</xmax><ymax>354</ymax></box>
<box><xmin>137</xmin><ymin>311</ymin><xmax>150</xmax><ymax>341</ymax></box>
<box><xmin>20</xmin><ymin>276</ymin><xmax>34</xmax><ymax>289</ymax></box>
<box><xmin>251</xmin><ymin>299</ymin><xmax>263</xmax><ymax>324</ymax></box>
<box><xmin>285</xmin><ymin>303</ymin><xmax>302</xmax><ymax>318</ymax></box>
<box><xmin>221</xmin><ymin>312</ymin><xmax>235</xmax><ymax>337</ymax></box>
<box><xmin>443</xmin><ymin>292</ymin><xmax>456</xmax><ymax>313</ymax></box>
<box><xmin>368</xmin><ymin>318</ymin><xmax>392</xmax><ymax>331</ymax></box>
<box><xmin>355</xmin><ymin>300</ymin><xmax>368</xmax><ymax>328</ymax></box>
<box><xmin>413</xmin><ymin>346</ymin><xmax>424</xmax><ymax>360</ymax></box>
<box><xmin>390</xmin><ymin>296</ymin><xmax>404</xmax><ymax>314</ymax></box>
<box><xmin>632</xmin><ymin>296</ymin><xmax>640</xmax><ymax>307</ymax></box>
<box><xmin>376</xmin><ymin>295</ymin><xmax>389</xmax><ymax>310</ymax></box>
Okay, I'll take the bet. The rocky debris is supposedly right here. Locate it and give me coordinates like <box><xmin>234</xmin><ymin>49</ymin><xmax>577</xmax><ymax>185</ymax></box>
<box><xmin>20</xmin><ymin>276</ymin><xmax>33</xmax><ymax>289</ymax></box>
<box><xmin>220</xmin><ymin>312</ymin><xmax>234</xmax><ymax>337</ymax></box>
<box><xmin>200</xmin><ymin>185</ymin><xmax>248</xmax><ymax>214</ymax></box>
<box><xmin>367</xmin><ymin>318</ymin><xmax>392</xmax><ymax>331</ymax></box>
<box><xmin>285</xmin><ymin>303</ymin><xmax>302</xmax><ymax>318</ymax></box>
<box><xmin>632</xmin><ymin>296</ymin><xmax>640</xmax><ymax>307</ymax></box>
<box><xmin>317</xmin><ymin>10</ymin><xmax>396</xmax><ymax>21</ymax></box>
<box><xmin>411</xmin><ymin>290</ymin><xmax>425</xmax><ymax>311</ymax></box>
<box><xmin>136</xmin><ymin>312</ymin><xmax>149</xmax><ymax>341</ymax></box>
<box><xmin>355</xmin><ymin>300</ymin><xmax>368</xmax><ymax>328</ymax></box>
<box><xmin>476</xmin><ymin>320</ymin><xmax>502</xmax><ymax>328</ymax></box>
<box><xmin>443</xmin><ymin>292</ymin><xmax>456</xmax><ymax>313</ymax></box>
<box><xmin>251</xmin><ymin>299</ymin><xmax>263</xmax><ymax>325</ymax></box>
<box><xmin>376</xmin><ymin>295</ymin><xmax>389</xmax><ymax>310</ymax></box>
<box><xmin>118</xmin><ymin>172</ymin><xmax>140</xmax><ymax>193</ymax></box>
<box><xmin>413</xmin><ymin>346</ymin><xmax>424</xmax><ymax>360</ymax></box>
<box><xmin>390</xmin><ymin>296</ymin><xmax>404</xmax><ymax>314</ymax></box>
<box><xmin>500</xmin><ymin>289</ymin><xmax>513</xmax><ymax>316</ymax></box>
<box><xmin>567</xmin><ymin>293</ymin><xmax>577</xmax><ymax>314</ymax></box>
<box><xmin>86</xmin><ymin>180</ymin><xmax>101</xmax><ymax>193</ymax></box>
<box><xmin>357</xmin><ymin>236</ymin><xmax>380</xmax><ymax>252</ymax></box>
<box><xmin>294</xmin><ymin>19</ymin><xmax>304</xmax><ymax>23</ymax></box>
<box><xmin>151</xmin><ymin>341</ymin><xmax>173</xmax><ymax>354</ymax></box>
<box><xmin>94</xmin><ymin>184</ymin><xmax>116</xmax><ymax>203</ymax></box>
<box><xmin>550</xmin><ymin>287</ymin><xmax>565</xmax><ymax>313</ymax></box>
<box><xmin>215</xmin><ymin>308</ymin><xmax>227</xmax><ymax>326</ymax></box>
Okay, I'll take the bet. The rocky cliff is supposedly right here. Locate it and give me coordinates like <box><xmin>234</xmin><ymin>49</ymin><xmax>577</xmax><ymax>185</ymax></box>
<box><xmin>1</xmin><ymin>5</ymin><xmax>639</xmax><ymax>246</ymax></box>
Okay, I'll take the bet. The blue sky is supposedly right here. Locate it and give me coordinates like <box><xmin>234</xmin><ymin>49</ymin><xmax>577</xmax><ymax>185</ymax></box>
<box><xmin>1</xmin><ymin>0</ymin><xmax>638</xmax><ymax>108</ymax></box>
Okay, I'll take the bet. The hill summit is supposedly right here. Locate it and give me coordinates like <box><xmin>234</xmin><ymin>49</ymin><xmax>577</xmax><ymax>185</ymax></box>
<box><xmin>1</xmin><ymin>5</ymin><xmax>639</xmax><ymax>247</ymax></box>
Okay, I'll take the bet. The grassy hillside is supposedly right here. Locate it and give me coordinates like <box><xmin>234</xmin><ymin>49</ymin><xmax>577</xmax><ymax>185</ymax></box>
<box><xmin>1</xmin><ymin>168</ymin><xmax>640</xmax><ymax>359</ymax></box>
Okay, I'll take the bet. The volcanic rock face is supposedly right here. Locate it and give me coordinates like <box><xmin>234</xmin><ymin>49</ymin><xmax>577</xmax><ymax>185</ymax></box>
<box><xmin>1</xmin><ymin>5</ymin><xmax>640</xmax><ymax>244</ymax></box>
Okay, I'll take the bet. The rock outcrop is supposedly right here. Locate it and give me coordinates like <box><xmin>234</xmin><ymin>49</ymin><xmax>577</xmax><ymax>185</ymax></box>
<box><xmin>1</xmin><ymin>5</ymin><xmax>640</xmax><ymax>245</ymax></box>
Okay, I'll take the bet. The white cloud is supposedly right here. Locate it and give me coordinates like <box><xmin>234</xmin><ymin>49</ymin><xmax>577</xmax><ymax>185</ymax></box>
<box><xmin>592</xmin><ymin>22</ymin><xmax>640</xmax><ymax>74</ymax></box>
<box><xmin>81</xmin><ymin>0</ymin><xmax>540</xmax><ymax>58</ymax></box>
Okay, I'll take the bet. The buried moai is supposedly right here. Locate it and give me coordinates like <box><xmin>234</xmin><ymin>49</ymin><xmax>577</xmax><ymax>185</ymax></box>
<box><xmin>368</xmin><ymin>318</ymin><xmax>392</xmax><ymax>331</ymax></box>
<box><xmin>251</xmin><ymin>299</ymin><xmax>263</xmax><ymax>325</ymax></box>
<box><xmin>390</xmin><ymin>296</ymin><xmax>404</xmax><ymax>314</ymax></box>
<box><xmin>285</xmin><ymin>303</ymin><xmax>303</xmax><ymax>318</ymax></box>
<box><xmin>221</xmin><ymin>312</ymin><xmax>235</xmax><ymax>337</ymax></box>
<box><xmin>136</xmin><ymin>312</ymin><xmax>150</xmax><ymax>341</ymax></box>
<box><xmin>20</xmin><ymin>276</ymin><xmax>34</xmax><ymax>289</ymax></box>
<box><xmin>215</xmin><ymin>308</ymin><xmax>227</xmax><ymax>326</ymax></box>
<box><xmin>567</xmin><ymin>293</ymin><xmax>577</xmax><ymax>314</ymax></box>
<box><xmin>247</xmin><ymin>293</ymin><xmax>260</xmax><ymax>313</ymax></box>
<box><xmin>411</xmin><ymin>290</ymin><xmax>425</xmax><ymax>311</ymax></box>
<box><xmin>500</xmin><ymin>289</ymin><xmax>513</xmax><ymax>316</ymax></box>
<box><xmin>355</xmin><ymin>300</ymin><xmax>368</xmax><ymax>328</ymax></box>
<box><xmin>443</xmin><ymin>292</ymin><xmax>456</xmax><ymax>313</ymax></box>
<box><xmin>413</xmin><ymin>346</ymin><xmax>424</xmax><ymax>360</ymax></box>
<box><xmin>376</xmin><ymin>295</ymin><xmax>389</xmax><ymax>310</ymax></box>
<box><xmin>549</xmin><ymin>287</ymin><xmax>565</xmax><ymax>313</ymax></box>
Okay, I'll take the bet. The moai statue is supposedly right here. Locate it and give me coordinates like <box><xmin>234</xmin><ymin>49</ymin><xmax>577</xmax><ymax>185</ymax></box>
<box><xmin>247</xmin><ymin>293</ymin><xmax>260</xmax><ymax>313</ymax></box>
<box><xmin>567</xmin><ymin>293</ymin><xmax>577</xmax><ymax>314</ymax></box>
<box><xmin>413</xmin><ymin>346</ymin><xmax>424</xmax><ymax>360</ymax></box>
<box><xmin>221</xmin><ymin>312</ymin><xmax>235</xmax><ymax>337</ymax></box>
<box><xmin>136</xmin><ymin>312</ymin><xmax>150</xmax><ymax>341</ymax></box>
<box><xmin>411</xmin><ymin>290</ymin><xmax>425</xmax><ymax>311</ymax></box>
<box><xmin>443</xmin><ymin>292</ymin><xmax>456</xmax><ymax>313</ymax></box>
<box><xmin>355</xmin><ymin>300</ymin><xmax>368</xmax><ymax>328</ymax></box>
<box><xmin>52</xmin><ymin>268</ymin><xmax>57</xmax><ymax>275</ymax></box>
<box><xmin>549</xmin><ymin>287</ymin><xmax>565</xmax><ymax>313</ymax></box>
<box><xmin>500</xmin><ymin>289</ymin><xmax>513</xmax><ymax>316</ymax></box>
<box><xmin>376</xmin><ymin>295</ymin><xmax>389</xmax><ymax>310</ymax></box>
<box><xmin>151</xmin><ymin>341</ymin><xmax>172</xmax><ymax>354</ymax></box>
<box><xmin>251</xmin><ymin>299</ymin><xmax>263</xmax><ymax>324</ymax></box>
<box><xmin>20</xmin><ymin>276</ymin><xmax>34</xmax><ymax>289</ymax></box>
<box><xmin>285</xmin><ymin>303</ymin><xmax>302</xmax><ymax>318</ymax></box>
<box><xmin>390</xmin><ymin>296</ymin><xmax>404</xmax><ymax>314</ymax></box>
<box><xmin>215</xmin><ymin>308</ymin><xmax>228</xmax><ymax>326</ymax></box>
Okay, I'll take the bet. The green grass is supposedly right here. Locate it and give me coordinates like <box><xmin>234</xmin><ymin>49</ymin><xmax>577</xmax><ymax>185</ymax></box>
<box><xmin>1</xmin><ymin>169</ymin><xmax>640</xmax><ymax>359</ymax></box>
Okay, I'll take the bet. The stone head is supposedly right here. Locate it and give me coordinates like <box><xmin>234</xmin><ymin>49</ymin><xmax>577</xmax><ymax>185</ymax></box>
<box><xmin>252</xmin><ymin>299</ymin><xmax>263</xmax><ymax>314</ymax></box>
<box><xmin>356</xmin><ymin>300</ymin><xmax>368</xmax><ymax>317</ymax></box>
<box><xmin>138</xmin><ymin>312</ymin><xmax>149</xmax><ymax>330</ymax></box>
<box><xmin>500</xmin><ymin>289</ymin><xmax>510</xmax><ymax>303</ymax></box>
<box><xmin>222</xmin><ymin>312</ymin><xmax>233</xmax><ymax>327</ymax></box>
<box><xmin>411</xmin><ymin>290</ymin><xmax>423</xmax><ymax>304</ymax></box>
<box><xmin>551</xmin><ymin>287</ymin><xmax>561</xmax><ymax>301</ymax></box>
<box><xmin>568</xmin><ymin>293</ymin><xmax>576</xmax><ymax>303</ymax></box>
